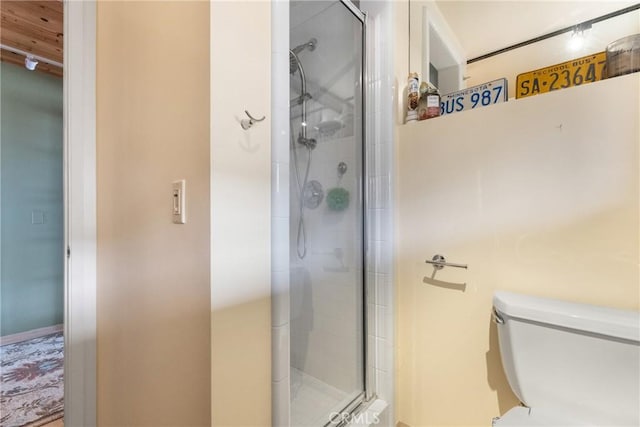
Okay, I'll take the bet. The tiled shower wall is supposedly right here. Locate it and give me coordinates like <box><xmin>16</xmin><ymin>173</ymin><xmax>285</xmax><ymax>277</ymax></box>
<box><xmin>362</xmin><ymin>0</ymin><xmax>395</xmax><ymax>422</ymax></box>
<box><xmin>271</xmin><ymin>1</ymin><xmax>395</xmax><ymax>425</ymax></box>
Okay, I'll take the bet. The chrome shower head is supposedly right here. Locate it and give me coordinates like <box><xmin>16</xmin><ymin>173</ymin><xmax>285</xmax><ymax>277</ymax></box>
<box><xmin>289</xmin><ymin>52</ymin><xmax>299</xmax><ymax>75</ymax></box>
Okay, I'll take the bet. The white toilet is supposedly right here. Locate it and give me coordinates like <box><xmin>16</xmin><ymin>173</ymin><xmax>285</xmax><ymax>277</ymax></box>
<box><xmin>492</xmin><ymin>291</ymin><xmax>640</xmax><ymax>426</ymax></box>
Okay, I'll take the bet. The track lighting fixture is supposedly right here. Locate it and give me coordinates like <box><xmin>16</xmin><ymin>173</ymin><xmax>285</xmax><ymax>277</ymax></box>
<box><xmin>24</xmin><ymin>55</ymin><xmax>39</xmax><ymax>71</ymax></box>
<box><xmin>568</xmin><ymin>23</ymin><xmax>592</xmax><ymax>51</ymax></box>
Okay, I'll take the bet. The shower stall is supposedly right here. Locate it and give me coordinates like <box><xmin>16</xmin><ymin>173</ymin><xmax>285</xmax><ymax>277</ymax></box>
<box><xmin>289</xmin><ymin>0</ymin><xmax>367</xmax><ymax>425</ymax></box>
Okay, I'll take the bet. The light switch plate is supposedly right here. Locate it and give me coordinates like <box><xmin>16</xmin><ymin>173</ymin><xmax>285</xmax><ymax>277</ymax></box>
<box><xmin>172</xmin><ymin>180</ymin><xmax>186</xmax><ymax>224</ymax></box>
<box><xmin>32</xmin><ymin>210</ymin><xmax>45</xmax><ymax>224</ymax></box>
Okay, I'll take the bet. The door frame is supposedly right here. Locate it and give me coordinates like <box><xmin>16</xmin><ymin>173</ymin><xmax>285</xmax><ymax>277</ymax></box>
<box><xmin>63</xmin><ymin>0</ymin><xmax>97</xmax><ymax>425</ymax></box>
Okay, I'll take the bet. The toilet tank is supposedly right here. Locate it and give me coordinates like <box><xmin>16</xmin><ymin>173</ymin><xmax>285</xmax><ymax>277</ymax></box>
<box><xmin>493</xmin><ymin>291</ymin><xmax>640</xmax><ymax>426</ymax></box>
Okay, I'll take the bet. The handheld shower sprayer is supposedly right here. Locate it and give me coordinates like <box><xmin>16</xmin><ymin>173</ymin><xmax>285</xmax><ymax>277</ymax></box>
<box><xmin>290</xmin><ymin>37</ymin><xmax>319</xmax><ymax>259</ymax></box>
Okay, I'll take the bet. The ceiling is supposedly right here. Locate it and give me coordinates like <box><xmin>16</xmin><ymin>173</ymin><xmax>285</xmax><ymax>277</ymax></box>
<box><xmin>435</xmin><ymin>1</ymin><xmax>639</xmax><ymax>59</ymax></box>
<box><xmin>430</xmin><ymin>1</ymin><xmax>639</xmax><ymax>97</ymax></box>
<box><xmin>1</xmin><ymin>1</ymin><xmax>635</xmax><ymax>81</ymax></box>
<box><xmin>0</xmin><ymin>0</ymin><xmax>63</xmax><ymax>77</ymax></box>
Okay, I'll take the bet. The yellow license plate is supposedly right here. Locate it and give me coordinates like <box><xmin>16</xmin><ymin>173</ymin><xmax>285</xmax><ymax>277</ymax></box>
<box><xmin>516</xmin><ymin>52</ymin><xmax>607</xmax><ymax>99</ymax></box>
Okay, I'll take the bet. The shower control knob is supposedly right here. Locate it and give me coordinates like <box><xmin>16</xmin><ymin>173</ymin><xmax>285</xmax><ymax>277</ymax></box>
<box><xmin>303</xmin><ymin>180</ymin><xmax>324</xmax><ymax>209</ymax></box>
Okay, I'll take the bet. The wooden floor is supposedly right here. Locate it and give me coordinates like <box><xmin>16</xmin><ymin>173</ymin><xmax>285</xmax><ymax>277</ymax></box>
<box><xmin>42</xmin><ymin>418</ymin><xmax>63</xmax><ymax>427</ymax></box>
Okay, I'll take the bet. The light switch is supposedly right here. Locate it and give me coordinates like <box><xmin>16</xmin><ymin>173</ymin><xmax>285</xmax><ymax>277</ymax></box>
<box><xmin>32</xmin><ymin>210</ymin><xmax>45</xmax><ymax>224</ymax></box>
<box><xmin>172</xmin><ymin>180</ymin><xmax>186</xmax><ymax>224</ymax></box>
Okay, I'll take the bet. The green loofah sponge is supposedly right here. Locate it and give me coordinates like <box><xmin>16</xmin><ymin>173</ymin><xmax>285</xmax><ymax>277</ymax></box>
<box><xmin>326</xmin><ymin>187</ymin><xmax>350</xmax><ymax>211</ymax></box>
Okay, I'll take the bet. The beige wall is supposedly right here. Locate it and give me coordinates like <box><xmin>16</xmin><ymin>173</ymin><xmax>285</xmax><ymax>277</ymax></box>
<box><xmin>210</xmin><ymin>1</ymin><xmax>272</xmax><ymax>426</ymax></box>
<box><xmin>96</xmin><ymin>2</ymin><xmax>211</xmax><ymax>425</ymax></box>
<box><xmin>395</xmin><ymin>74</ymin><xmax>640</xmax><ymax>426</ymax></box>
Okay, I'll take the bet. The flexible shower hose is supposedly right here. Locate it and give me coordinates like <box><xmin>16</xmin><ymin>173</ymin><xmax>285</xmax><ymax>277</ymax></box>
<box><xmin>291</xmin><ymin>122</ymin><xmax>312</xmax><ymax>259</ymax></box>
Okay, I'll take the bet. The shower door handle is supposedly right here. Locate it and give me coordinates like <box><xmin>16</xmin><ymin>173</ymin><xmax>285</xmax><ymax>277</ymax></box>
<box><xmin>425</xmin><ymin>254</ymin><xmax>468</xmax><ymax>270</ymax></box>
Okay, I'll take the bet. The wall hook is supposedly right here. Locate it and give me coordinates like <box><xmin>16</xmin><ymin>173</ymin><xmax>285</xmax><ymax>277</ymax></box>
<box><xmin>241</xmin><ymin>110</ymin><xmax>266</xmax><ymax>130</ymax></box>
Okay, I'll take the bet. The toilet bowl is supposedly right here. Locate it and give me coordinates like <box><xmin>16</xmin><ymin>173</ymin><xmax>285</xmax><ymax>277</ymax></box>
<box><xmin>492</xmin><ymin>291</ymin><xmax>640</xmax><ymax>427</ymax></box>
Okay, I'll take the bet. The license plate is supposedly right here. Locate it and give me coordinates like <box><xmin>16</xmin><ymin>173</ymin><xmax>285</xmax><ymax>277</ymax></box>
<box><xmin>516</xmin><ymin>52</ymin><xmax>606</xmax><ymax>99</ymax></box>
<box><xmin>440</xmin><ymin>78</ymin><xmax>508</xmax><ymax>116</ymax></box>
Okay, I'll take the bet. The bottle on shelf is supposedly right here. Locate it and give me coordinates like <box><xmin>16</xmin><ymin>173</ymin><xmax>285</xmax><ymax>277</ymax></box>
<box><xmin>406</xmin><ymin>72</ymin><xmax>420</xmax><ymax>123</ymax></box>
<box><xmin>417</xmin><ymin>81</ymin><xmax>429</xmax><ymax>121</ymax></box>
<box><xmin>422</xmin><ymin>83</ymin><xmax>441</xmax><ymax>120</ymax></box>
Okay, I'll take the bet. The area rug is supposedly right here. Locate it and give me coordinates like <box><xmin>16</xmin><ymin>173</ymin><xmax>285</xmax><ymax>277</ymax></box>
<box><xmin>0</xmin><ymin>332</ymin><xmax>63</xmax><ymax>427</ymax></box>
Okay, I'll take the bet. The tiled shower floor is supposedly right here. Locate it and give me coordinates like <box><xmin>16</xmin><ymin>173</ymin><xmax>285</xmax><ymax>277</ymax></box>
<box><xmin>290</xmin><ymin>368</ymin><xmax>355</xmax><ymax>426</ymax></box>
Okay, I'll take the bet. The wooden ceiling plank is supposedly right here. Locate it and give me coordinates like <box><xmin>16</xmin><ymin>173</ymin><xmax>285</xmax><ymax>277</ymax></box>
<box><xmin>0</xmin><ymin>15</ymin><xmax>62</xmax><ymax>39</ymax></box>
<box><xmin>1</xmin><ymin>17</ymin><xmax>63</xmax><ymax>50</ymax></box>
<box><xmin>1</xmin><ymin>10</ymin><xmax>64</xmax><ymax>37</ymax></box>
<box><xmin>0</xmin><ymin>0</ymin><xmax>64</xmax><ymax>68</ymax></box>
<box><xmin>1</xmin><ymin>1</ymin><xmax>63</xmax><ymax>22</ymax></box>
<box><xmin>0</xmin><ymin>27</ymin><xmax>63</xmax><ymax>63</ymax></box>
<box><xmin>1</xmin><ymin>1</ymin><xmax>63</xmax><ymax>36</ymax></box>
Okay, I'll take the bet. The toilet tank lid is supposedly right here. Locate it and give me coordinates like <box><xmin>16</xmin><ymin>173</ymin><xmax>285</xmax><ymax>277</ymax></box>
<box><xmin>493</xmin><ymin>291</ymin><xmax>640</xmax><ymax>342</ymax></box>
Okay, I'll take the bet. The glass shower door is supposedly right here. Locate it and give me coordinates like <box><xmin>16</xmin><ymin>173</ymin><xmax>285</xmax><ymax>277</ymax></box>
<box><xmin>289</xmin><ymin>1</ymin><xmax>366</xmax><ymax>425</ymax></box>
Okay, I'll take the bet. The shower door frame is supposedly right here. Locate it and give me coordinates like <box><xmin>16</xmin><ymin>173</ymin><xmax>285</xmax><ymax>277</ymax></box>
<box><xmin>316</xmin><ymin>1</ymin><xmax>373</xmax><ymax>421</ymax></box>
<box><xmin>340</xmin><ymin>0</ymin><xmax>374</xmax><ymax>408</ymax></box>
<box><xmin>323</xmin><ymin>0</ymin><xmax>374</xmax><ymax>421</ymax></box>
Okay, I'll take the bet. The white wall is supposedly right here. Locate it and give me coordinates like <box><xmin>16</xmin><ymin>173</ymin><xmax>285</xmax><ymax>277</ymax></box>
<box><xmin>210</xmin><ymin>1</ymin><xmax>272</xmax><ymax>425</ymax></box>
<box><xmin>396</xmin><ymin>74</ymin><xmax>640</xmax><ymax>426</ymax></box>
<box><xmin>409</xmin><ymin>1</ymin><xmax>465</xmax><ymax>94</ymax></box>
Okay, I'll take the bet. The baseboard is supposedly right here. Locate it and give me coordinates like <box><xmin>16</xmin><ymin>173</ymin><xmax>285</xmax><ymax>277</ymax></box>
<box><xmin>25</xmin><ymin>410</ymin><xmax>63</xmax><ymax>427</ymax></box>
<box><xmin>0</xmin><ymin>324</ymin><xmax>63</xmax><ymax>346</ymax></box>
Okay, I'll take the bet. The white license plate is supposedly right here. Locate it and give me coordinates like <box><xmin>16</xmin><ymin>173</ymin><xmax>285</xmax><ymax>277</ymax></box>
<box><xmin>440</xmin><ymin>78</ymin><xmax>508</xmax><ymax>116</ymax></box>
